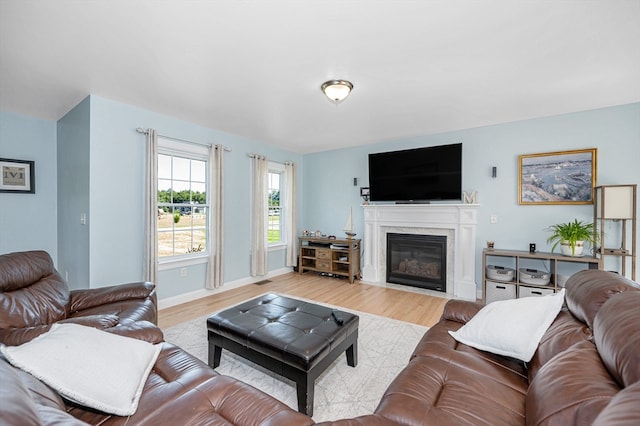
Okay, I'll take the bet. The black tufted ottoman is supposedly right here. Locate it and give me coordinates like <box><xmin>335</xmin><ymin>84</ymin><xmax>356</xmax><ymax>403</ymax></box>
<box><xmin>207</xmin><ymin>293</ymin><xmax>359</xmax><ymax>416</ymax></box>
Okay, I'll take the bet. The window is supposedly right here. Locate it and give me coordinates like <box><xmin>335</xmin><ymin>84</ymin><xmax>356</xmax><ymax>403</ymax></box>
<box><xmin>268</xmin><ymin>163</ymin><xmax>284</xmax><ymax>245</ymax></box>
<box><xmin>157</xmin><ymin>139</ymin><xmax>209</xmax><ymax>259</ymax></box>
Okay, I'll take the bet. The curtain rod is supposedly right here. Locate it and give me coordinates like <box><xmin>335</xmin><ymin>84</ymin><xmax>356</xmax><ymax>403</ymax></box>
<box><xmin>247</xmin><ymin>154</ymin><xmax>294</xmax><ymax>166</ymax></box>
<box><xmin>136</xmin><ymin>128</ymin><xmax>232</xmax><ymax>152</ymax></box>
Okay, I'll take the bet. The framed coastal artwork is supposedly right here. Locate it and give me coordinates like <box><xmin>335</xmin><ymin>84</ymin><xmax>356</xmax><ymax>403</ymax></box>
<box><xmin>518</xmin><ymin>148</ymin><xmax>596</xmax><ymax>205</ymax></box>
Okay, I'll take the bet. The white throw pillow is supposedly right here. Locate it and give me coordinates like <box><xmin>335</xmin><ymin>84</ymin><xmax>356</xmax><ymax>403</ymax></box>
<box><xmin>448</xmin><ymin>289</ymin><xmax>565</xmax><ymax>362</ymax></box>
<box><xmin>0</xmin><ymin>323</ymin><xmax>161</xmax><ymax>416</ymax></box>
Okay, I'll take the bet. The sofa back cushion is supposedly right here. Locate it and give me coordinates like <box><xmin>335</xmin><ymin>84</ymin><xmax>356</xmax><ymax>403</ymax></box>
<box><xmin>526</xmin><ymin>340</ymin><xmax>618</xmax><ymax>426</ymax></box>
<box><xmin>565</xmin><ymin>270</ymin><xmax>639</xmax><ymax>328</ymax></box>
<box><xmin>593</xmin><ymin>291</ymin><xmax>640</xmax><ymax>387</ymax></box>
<box><xmin>593</xmin><ymin>381</ymin><xmax>640</xmax><ymax>425</ymax></box>
<box><xmin>527</xmin><ymin>274</ymin><xmax>640</xmax><ymax>425</ymax></box>
<box><xmin>527</xmin><ymin>309</ymin><xmax>591</xmax><ymax>382</ymax></box>
<box><xmin>0</xmin><ymin>251</ymin><xmax>70</xmax><ymax>329</ymax></box>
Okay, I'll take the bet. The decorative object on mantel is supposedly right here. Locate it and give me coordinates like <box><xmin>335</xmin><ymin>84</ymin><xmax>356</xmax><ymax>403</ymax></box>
<box><xmin>463</xmin><ymin>190</ymin><xmax>478</xmax><ymax>204</ymax></box>
<box><xmin>0</xmin><ymin>158</ymin><xmax>35</xmax><ymax>194</ymax></box>
<box><xmin>344</xmin><ymin>207</ymin><xmax>356</xmax><ymax>239</ymax></box>
<box><xmin>518</xmin><ymin>148</ymin><xmax>597</xmax><ymax>205</ymax></box>
<box><xmin>321</xmin><ymin>79</ymin><xmax>353</xmax><ymax>104</ymax></box>
<box><xmin>360</xmin><ymin>187</ymin><xmax>370</xmax><ymax>205</ymax></box>
<box><xmin>546</xmin><ymin>219</ymin><xmax>597</xmax><ymax>257</ymax></box>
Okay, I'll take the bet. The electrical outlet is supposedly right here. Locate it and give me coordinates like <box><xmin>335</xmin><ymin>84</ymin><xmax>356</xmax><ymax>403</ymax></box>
<box><xmin>490</xmin><ymin>214</ymin><xmax>498</xmax><ymax>224</ymax></box>
<box><xmin>180</xmin><ymin>267</ymin><xmax>187</xmax><ymax>277</ymax></box>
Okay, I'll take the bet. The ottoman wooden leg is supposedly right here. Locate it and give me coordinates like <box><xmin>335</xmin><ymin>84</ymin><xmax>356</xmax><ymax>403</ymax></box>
<box><xmin>346</xmin><ymin>342</ymin><xmax>358</xmax><ymax>367</ymax></box>
<box><xmin>208</xmin><ymin>341</ymin><xmax>222</xmax><ymax>368</ymax></box>
<box><xmin>295</xmin><ymin>374</ymin><xmax>314</xmax><ymax>417</ymax></box>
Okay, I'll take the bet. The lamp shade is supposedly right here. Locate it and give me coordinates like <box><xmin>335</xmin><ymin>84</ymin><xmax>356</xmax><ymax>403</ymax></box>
<box><xmin>597</xmin><ymin>185</ymin><xmax>634</xmax><ymax>219</ymax></box>
<box><xmin>321</xmin><ymin>80</ymin><xmax>353</xmax><ymax>104</ymax></box>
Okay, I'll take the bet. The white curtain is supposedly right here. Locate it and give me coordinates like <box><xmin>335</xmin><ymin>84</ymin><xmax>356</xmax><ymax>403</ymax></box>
<box><xmin>284</xmin><ymin>162</ymin><xmax>297</xmax><ymax>267</ymax></box>
<box><xmin>206</xmin><ymin>145</ymin><xmax>225</xmax><ymax>289</ymax></box>
<box><xmin>143</xmin><ymin>129</ymin><xmax>158</xmax><ymax>283</ymax></box>
<box><xmin>250</xmin><ymin>155</ymin><xmax>268</xmax><ymax>276</ymax></box>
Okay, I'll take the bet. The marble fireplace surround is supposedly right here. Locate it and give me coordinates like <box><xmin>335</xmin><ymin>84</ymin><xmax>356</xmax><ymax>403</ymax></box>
<box><xmin>361</xmin><ymin>204</ymin><xmax>478</xmax><ymax>301</ymax></box>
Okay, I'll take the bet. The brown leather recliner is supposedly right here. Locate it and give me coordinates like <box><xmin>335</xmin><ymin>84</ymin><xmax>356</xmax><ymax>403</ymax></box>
<box><xmin>0</xmin><ymin>250</ymin><xmax>315</xmax><ymax>426</ymax></box>
<box><xmin>0</xmin><ymin>250</ymin><xmax>158</xmax><ymax>345</ymax></box>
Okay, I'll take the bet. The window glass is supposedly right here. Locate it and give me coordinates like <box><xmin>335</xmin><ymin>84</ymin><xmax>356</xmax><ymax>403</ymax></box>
<box><xmin>157</xmin><ymin>143</ymin><xmax>209</xmax><ymax>259</ymax></box>
<box><xmin>268</xmin><ymin>167</ymin><xmax>283</xmax><ymax>245</ymax></box>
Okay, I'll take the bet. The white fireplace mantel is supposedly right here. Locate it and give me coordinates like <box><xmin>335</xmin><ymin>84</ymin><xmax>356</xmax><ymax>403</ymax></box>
<box><xmin>361</xmin><ymin>204</ymin><xmax>478</xmax><ymax>300</ymax></box>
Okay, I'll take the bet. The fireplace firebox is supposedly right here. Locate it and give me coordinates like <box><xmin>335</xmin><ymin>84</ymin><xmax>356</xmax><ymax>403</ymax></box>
<box><xmin>386</xmin><ymin>233</ymin><xmax>447</xmax><ymax>292</ymax></box>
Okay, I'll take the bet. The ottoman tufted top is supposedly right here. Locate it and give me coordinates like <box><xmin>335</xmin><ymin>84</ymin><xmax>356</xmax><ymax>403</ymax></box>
<box><xmin>207</xmin><ymin>293</ymin><xmax>359</xmax><ymax>370</ymax></box>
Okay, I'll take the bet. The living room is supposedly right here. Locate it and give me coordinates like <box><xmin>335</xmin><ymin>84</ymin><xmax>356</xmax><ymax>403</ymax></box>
<box><xmin>1</xmin><ymin>1</ymin><xmax>640</xmax><ymax>424</ymax></box>
<box><xmin>1</xmin><ymin>1</ymin><xmax>639</xmax><ymax>303</ymax></box>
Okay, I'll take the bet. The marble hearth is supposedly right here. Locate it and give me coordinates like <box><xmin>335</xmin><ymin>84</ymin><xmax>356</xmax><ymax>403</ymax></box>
<box><xmin>361</xmin><ymin>204</ymin><xmax>478</xmax><ymax>300</ymax></box>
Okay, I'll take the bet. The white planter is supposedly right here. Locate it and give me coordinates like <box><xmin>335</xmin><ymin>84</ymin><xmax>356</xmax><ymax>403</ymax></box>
<box><xmin>560</xmin><ymin>240</ymin><xmax>584</xmax><ymax>256</ymax></box>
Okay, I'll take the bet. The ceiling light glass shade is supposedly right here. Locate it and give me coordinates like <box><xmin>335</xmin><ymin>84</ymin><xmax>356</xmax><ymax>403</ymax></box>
<box><xmin>321</xmin><ymin>80</ymin><xmax>353</xmax><ymax>104</ymax></box>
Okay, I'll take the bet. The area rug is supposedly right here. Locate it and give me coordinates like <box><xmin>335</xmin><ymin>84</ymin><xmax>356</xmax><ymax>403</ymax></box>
<box><xmin>163</xmin><ymin>295</ymin><xmax>428</xmax><ymax>422</ymax></box>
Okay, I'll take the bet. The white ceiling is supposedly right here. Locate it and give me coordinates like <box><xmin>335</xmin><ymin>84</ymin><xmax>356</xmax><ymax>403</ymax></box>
<box><xmin>1</xmin><ymin>0</ymin><xmax>639</xmax><ymax>154</ymax></box>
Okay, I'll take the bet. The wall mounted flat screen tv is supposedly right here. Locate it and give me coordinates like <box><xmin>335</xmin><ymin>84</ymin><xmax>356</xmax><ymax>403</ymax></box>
<box><xmin>368</xmin><ymin>143</ymin><xmax>462</xmax><ymax>203</ymax></box>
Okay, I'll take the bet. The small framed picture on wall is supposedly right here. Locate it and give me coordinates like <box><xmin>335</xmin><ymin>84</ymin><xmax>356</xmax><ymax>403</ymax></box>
<box><xmin>0</xmin><ymin>158</ymin><xmax>35</xmax><ymax>194</ymax></box>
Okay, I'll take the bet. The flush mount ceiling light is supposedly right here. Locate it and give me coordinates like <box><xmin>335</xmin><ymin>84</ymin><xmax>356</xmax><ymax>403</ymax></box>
<box><xmin>321</xmin><ymin>79</ymin><xmax>353</xmax><ymax>104</ymax></box>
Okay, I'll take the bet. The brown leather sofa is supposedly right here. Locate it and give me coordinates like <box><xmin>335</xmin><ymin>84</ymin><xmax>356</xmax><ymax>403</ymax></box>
<box><xmin>0</xmin><ymin>250</ymin><xmax>313</xmax><ymax>426</ymax></box>
<box><xmin>319</xmin><ymin>269</ymin><xmax>640</xmax><ymax>426</ymax></box>
<box><xmin>2</xmin><ymin>250</ymin><xmax>639</xmax><ymax>425</ymax></box>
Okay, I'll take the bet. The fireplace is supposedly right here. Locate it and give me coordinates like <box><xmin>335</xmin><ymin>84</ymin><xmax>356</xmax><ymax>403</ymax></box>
<box><xmin>361</xmin><ymin>204</ymin><xmax>478</xmax><ymax>300</ymax></box>
<box><xmin>386</xmin><ymin>233</ymin><xmax>447</xmax><ymax>292</ymax></box>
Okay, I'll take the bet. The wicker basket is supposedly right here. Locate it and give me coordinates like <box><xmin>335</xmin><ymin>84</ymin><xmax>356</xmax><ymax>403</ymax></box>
<box><xmin>486</xmin><ymin>265</ymin><xmax>515</xmax><ymax>281</ymax></box>
<box><xmin>519</xmin><ymin>268</ymin><xmax>551</xmax><ymax>285</ymax></box>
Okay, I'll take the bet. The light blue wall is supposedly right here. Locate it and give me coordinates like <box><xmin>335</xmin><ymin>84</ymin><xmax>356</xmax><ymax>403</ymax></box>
<box><xmin>87</xmin><ymin>96</ymin><xmax>303</xmax><ymax>298</ymax></box>
<box><xmin>2</xmin><ymin>102</ymin><xmax>638</xmax><ymax>300</ymax></box>
<box><xmin>303</xmin><ymin>103</ymin><xmax>640</xmax><ymax>289</ymax></box>
<box><xmin>57</xmin><ymin>97</ymin><xmax>91</xmax><ymax>290</ymax></box>
<box><xmin>0</xmin><ymin>112</ymin><xmax>58</xmax><ymax>260</ymax></box>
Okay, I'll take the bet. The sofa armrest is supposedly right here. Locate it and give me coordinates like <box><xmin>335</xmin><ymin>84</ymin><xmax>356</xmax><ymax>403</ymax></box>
<box><xmin>60</xmin><ymin>314</ymin><xmax>120</xmax><ymax>329</ymax></box>
<box><xmin>69</xmin><ymin>282</ymin><xmax>155</xmax><ymax>313</ymax></box>
<box><xmin>0</xmin><ymin>325</ymin><xmax>53</xmax><ymax>346</ymax></box>
<box><xmin>440</xmin><ymin>299</ymin><xmax>485</xmax><ymax>324</ymax></box>
<box><xmin>106</xmin><ymin>320</ymin><xmax>164</xmax><ymax>344</ymax></box>
<box><xmin>0</xmin><ymin>315</ymin><xmax>121</xmax><ymax>346</ymax></box>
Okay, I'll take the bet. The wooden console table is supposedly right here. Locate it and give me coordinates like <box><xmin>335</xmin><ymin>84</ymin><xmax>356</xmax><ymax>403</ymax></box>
<box><xmin>298</xmin><ymin>237</ymin><xmax>361</xmax><ymax>283</ymax></box>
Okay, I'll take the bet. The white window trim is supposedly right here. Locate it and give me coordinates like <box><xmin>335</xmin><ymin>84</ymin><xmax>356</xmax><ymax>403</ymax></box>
<box><xmin>158</xmin><ymin>254</ymin><xmax>209</xmax><ymax>270</ymax></box>
<box><xmin>268</xmin><ymin>243</ymin><xmax>286</xmax><ymax>252</ymax></box>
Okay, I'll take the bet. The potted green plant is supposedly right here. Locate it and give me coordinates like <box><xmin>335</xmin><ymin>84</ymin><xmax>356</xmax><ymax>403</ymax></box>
<box><xmin>546</xmin><ymin>219</ymin><xmax>597</xmax><ymax>256</ymax></box>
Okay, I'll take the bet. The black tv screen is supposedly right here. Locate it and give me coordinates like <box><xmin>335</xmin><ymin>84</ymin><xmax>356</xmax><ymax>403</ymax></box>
<box><xmin>368</xmin><ymin>143</ymin><xmax>462</xmax><ymax>202</ymax></box>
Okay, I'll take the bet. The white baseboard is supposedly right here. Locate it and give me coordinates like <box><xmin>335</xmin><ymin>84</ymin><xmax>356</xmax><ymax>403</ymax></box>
<box><xmin>158</xmin><ymin>267</ymin><xmax>293</xmax><ymax>309</ymax></box>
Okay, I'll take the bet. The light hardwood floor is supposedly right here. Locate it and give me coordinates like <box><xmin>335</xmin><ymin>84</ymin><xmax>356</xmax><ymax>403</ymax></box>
<box><xmin>158</xmin><ymin>272</ymin><xmax>449</xmax><ymax>329</ymax></box>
